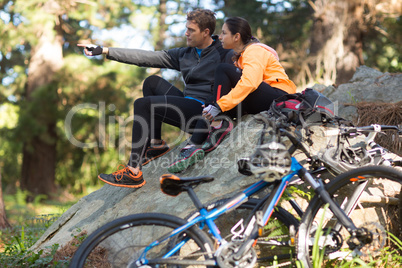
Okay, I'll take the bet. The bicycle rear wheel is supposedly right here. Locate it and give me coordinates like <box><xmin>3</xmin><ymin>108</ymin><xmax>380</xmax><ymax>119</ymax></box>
<box><xmin>297</xmin><ymin>165</ymin><xmax>402</xmax><ymax>268</ymax></box>
<box><xmin>69</xmin><ymin>212</ymin><xmax>214</xmax><ymax>268</ymax></box>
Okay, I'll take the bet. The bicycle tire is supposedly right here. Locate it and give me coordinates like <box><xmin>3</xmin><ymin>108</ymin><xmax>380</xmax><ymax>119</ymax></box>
<box><xmin>186</xmin><ymin>197</ymin><xmax>300</xmax><ymax>266</ymax></box>
<box><xmin>297</xmin><ymin>165</ymin><xmax>402</xmax><ymax>268</ymax></box>
<box><xmin>69</xmin><ymin>212</ymin><xmax>214</xmax><ymax>268</ymax></box>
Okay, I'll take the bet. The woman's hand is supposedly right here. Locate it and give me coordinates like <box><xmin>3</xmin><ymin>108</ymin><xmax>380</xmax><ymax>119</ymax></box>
<box><xmin>202</xmin><ymin>104</ymin><xmax>221</xmax><ymax>121</ymax></box>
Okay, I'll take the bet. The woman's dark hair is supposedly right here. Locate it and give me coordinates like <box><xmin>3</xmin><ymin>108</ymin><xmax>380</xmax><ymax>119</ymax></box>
<box><xmin>224</xmin><ymin>17</ymin><xmax>259</xmax><ymax>62</ymax></box>
<box><xmin>224</xmin><ymin>17</ymin><xmax>253</xmax><ymax>44</ymax></box>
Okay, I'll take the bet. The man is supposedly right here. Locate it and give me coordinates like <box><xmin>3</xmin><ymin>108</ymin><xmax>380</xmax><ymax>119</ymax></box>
<box><xmin>78</xmin><ymin>9</ymin><xmax>233</xmax><ymax>188</ymax></box>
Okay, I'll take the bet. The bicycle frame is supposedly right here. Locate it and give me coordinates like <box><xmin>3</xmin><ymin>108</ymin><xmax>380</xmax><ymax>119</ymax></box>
<box><xmin>137</xmin><ymin>158</ymin><xmax>301</xmax><ymax>266</ymax></box>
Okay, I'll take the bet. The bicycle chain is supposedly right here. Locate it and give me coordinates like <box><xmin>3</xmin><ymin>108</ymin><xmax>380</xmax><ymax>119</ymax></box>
<box><xmin>161</xmin><ymin>252</ymin><xmax>295</xmax><ymax>268</ymax></box>
<box><xmin>257</xmin><ymin>234</ymin><xmax>290</xmax><ymax>241</ymax></box>
<box><xmin>263</xmin><ymin>260</ymin><xmax>294</xmax><ymax>268</ymax></box>
<box><xmin>160</xmin><ymin>235</ymin><xmax>294</xmax><ymax>265</ymax></box>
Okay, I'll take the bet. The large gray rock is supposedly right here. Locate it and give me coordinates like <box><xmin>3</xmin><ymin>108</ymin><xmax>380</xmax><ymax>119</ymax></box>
<box><xmin>314</xmin><ymin>65</ymin><xmax>402</xmax><ymax>120</ymax></box>
<box><xmin>31</xmin><ymin>115</ymin><xmax>265</xmax><ymax>252</ymax></box>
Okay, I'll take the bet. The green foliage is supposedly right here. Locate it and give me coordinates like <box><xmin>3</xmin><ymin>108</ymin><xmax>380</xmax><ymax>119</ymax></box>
<box><xmin>363</xmin><ymin>16</ymin><xmax>402</xmax><ymax>73</ymax></box>
<box><xmin>0</xmin><ymin>214</ymin><xmax>65</xmax><ymax>267</ymax></box>
<box><xmin>0</xmin><ymin>125</ymin><xmax>22</xmax><ymax>186</ymax></box>
<box><xmin>1</xmin><ymin>0</ymin><xmax>401</xmax><ymax>198</ymax></box>
<box><xmin>311</xmin><ymin>204</ymin><xmax>329</xmax><ymax>268</ymax></box>
<box><xmin>263</xmin><ymin>213</ymin><xmax>290</xmax><ymax>239</ymax></box>
<box><xmin>286</xmin><ymin>185</ymin><xmax>314</xmax><ymax>202</ymax></box>
<box><xmin>215</xmin><ymin>0</ymin><xmax>312</xmax><ymax>46</ymax></box>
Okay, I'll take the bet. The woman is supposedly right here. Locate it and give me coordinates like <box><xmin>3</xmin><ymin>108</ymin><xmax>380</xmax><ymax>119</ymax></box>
<box><xmin>201</xmin><ymin>17</ymin><xmax>297</xmax><ymax>152</ymax></box>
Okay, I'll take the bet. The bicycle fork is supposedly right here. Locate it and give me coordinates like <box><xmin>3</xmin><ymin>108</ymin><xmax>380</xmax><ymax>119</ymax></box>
<box><xmin>300</xmin><ymin>168</ymin><xmax>373</xmax><ymax>250</ymax></box>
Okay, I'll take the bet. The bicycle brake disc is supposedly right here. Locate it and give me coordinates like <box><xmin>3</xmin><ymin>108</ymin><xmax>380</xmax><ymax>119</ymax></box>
<box><xmin>351</xmin><ymin>222</ymin><xmax>386</xmax><ymax>258</ymax></box>
<box><xmin>216</xmin><ymin>241</ymin><xmax>257</xmax><ymax>268</ymax></box>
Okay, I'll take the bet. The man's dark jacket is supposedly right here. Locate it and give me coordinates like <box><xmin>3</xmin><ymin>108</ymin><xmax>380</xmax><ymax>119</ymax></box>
<box><xmin>107</xmin><ymin>36</ymin><xmax>233</xmax><ymax>103</ymax></box>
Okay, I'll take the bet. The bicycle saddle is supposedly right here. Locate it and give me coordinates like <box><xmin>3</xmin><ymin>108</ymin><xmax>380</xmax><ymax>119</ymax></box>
<box><xmin>159</xmin><ymin>174</ymin><xmax>214</xmax><ymax>196</ymax></box>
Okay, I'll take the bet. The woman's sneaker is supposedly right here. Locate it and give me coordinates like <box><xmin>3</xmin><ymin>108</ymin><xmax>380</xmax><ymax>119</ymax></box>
<box><xmin>142</xmin><ymin>140</ymin><xmax>170</xmax><ymax>166</ymax></box>
<box><xmin>167</xmin><ymin>146</ymin><xmax>205</xmax><ymax>173</ymax></box>
<box><xmin>202</xmin><ymin>120</ymin><xmax>233</xmax><ymax>152</ymax></box>
<box><xmin>98</xmin><ymin>165</ymin><xmax>145</xmax><ymax>188</ymax></box>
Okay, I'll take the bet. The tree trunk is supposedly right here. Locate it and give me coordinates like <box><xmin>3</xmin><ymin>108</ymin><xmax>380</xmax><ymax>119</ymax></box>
<box><xmin>21</xmin><ymin>10</ymin><xmax>64</xmax><ymax>199</ymax></box>
<box><xmin>0</xmin><ymin>168</ymin><xmax>11</xmax><ymax>229</ymax></box>
<box><xmin>22</xmin><ymin>134</ymin><xmax>58</xmax><ymax>198</ymax></box>
<box><xmin>155</xmin><ymin>0</ymin><xmax>168</xmax><ymax>51</ymax></box>
<box><xmin>299</xmin><ymin>0</ymin><xmax>365</xmax><ymax>86</ymax></box>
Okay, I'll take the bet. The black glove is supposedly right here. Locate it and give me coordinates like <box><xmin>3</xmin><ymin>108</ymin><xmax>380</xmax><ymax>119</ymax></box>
<box><xmin>86</xmin><ymin>45</ymin><xmax>103</xmax><ymax>56</ymax></box>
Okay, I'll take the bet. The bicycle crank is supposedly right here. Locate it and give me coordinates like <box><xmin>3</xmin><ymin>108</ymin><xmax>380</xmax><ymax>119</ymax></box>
<box><xmin>215</xmin><ymin>241</ymin><xmax>257</xmax><ymax>268</ymax></box>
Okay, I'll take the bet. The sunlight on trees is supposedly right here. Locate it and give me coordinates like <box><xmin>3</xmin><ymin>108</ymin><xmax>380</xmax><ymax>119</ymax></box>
<box><xmin>0</xmin><ymin>0</ymin><xmax>400</xmax><ymax>201</ymax></box>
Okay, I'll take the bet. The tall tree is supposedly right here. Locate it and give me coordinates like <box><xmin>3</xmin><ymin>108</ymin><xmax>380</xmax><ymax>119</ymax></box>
<box><xmin>20</xmin><ymin>1</ymin><xmax>64</xmax><ymax>196</ymax></box>
<box><xmin>0</xmin><ymin>168</ymin><xmax>11</xmax><ymax>229</ymax></box>
<box><xmin>286</xmin><ymin>0</ymin><xmax>402</xmax><ymax>85</ymax></box>
<box><xmin>155</xmin><ymin>0</ymin><xmax>168</xmax><ymax>51</ymax></box>
<box><xmin>304</xmin><ymin>0</ymin><xmax>365</xmax><ymax>85</ymax></box>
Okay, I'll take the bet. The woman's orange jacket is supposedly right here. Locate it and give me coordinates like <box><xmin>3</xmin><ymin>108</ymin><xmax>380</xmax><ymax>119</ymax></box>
<box><xmin>216</xmin><ymin>43</ymin><xmax>297</xmax><ymax>112</ymax></box>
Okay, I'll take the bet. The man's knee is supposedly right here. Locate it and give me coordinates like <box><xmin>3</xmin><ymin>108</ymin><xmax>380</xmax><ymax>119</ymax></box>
<box><xmin>143</xmin><ymin>75</ymin><xmax>166</xmax><ymax>96</ymax></box>
<box><xmin>134</xmin><ymin>97</ymin><xmax>151</xmax><ymax>113</ymax></box>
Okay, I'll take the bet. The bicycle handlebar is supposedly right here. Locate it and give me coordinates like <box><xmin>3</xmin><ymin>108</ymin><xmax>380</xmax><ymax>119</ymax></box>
<box><xmin>340</xmin><ymin>124</ymin><xmax>402</xmax><ymax>136</ymax></box>
<box><xmin>258</xmin><ymin>119</ymin><xmax>401</xmax><ymax>161</ymax></box>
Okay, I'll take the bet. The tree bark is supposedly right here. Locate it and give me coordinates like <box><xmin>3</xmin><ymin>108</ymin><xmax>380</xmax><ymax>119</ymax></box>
<box><xmin>292</xmin><ymin>0</ymin><xmax>370</xmax><ymax>87</ymax></box>
<box><xmin>0</xmin><ymin>168</ymin><xmax>11</xmax><ymax>229</ymax></box>
<box><xmin>21</xmin><ymin>7</ymin><xmax>64</xmax><ymax>199</ymax></box>
<box><xmin>155</xmin><ymin>0</ymin><xmax>168</xmax><ymax>51</ymax></box>
<box><xmin>307</xmin><ymin>0</ymin><xmax>365</xmax><ymax>85</ymax></box>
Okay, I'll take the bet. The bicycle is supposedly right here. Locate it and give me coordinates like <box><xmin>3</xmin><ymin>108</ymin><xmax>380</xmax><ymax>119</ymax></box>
<box><xmin>69</xmin><ymin>119</ymin><xmax>402</xmax><ymax>268</ymax></box>
<box><xmin>192</xmin><ymin>121</ymin><xmax>402</xmax><ymax>266</ymax></box>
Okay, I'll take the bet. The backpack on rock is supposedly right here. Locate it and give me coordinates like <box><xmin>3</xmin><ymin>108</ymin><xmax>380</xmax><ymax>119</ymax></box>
<box><xmin>267</xmin><ymin>88</ymin><xmax>337</xmax><ymax>128</ymax></box>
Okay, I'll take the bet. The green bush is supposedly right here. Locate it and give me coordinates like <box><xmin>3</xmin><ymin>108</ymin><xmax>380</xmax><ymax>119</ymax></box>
<box><xmin>0</xmin><ymin>214</ymin><xmax>70</xmax><ymax>268</ymax></box>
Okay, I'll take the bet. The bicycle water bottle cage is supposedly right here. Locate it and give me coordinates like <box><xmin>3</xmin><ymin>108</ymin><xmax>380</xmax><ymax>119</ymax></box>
<box><xmin>238</xmin><ymin>141</ymin><xmax>291</xmax><ymax>182</ymax></box>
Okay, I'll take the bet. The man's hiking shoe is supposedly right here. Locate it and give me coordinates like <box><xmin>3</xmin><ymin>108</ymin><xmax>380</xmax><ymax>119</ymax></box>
<box><xmin>202</xmin><ymin>120</ymin><xmax>233</xmax><ymax>152</ymax></box>
<box><xmin>167</xmin><ymin>146</ymin><xmax>205</xmax><ymax>173</ymax></box>
<box><xmin>98</xmin><ymin>165</ymin><xmax>145</xmax><ymax>188</ymax></box>
<box><xmin>142</xmin><ymin>140</ymin><xmax>170</xmax><ymax>166</ymax></box>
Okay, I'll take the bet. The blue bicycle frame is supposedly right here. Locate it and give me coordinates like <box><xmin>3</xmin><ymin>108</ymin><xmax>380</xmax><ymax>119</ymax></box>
<box><xmin>138</xmin><ymin>157</ymin><xmax>304</xmax><ymax>265</ymax></box>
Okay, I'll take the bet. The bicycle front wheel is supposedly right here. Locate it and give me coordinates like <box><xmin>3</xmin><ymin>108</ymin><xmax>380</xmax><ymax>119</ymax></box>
<box><xmin>297</xmin><ymin>165</ymin><xmax>402</xmax><ymax>268</ymax></box>
<box><xmin>69</xmin><ymin>212</ymin><xmax>214</xmax><ymax>268</ymax></box>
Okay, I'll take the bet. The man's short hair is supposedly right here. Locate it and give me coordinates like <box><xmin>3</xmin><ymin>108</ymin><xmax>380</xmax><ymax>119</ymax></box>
<box><xmin>187</xmin><ymin>9</ymin><xmax>216</xmax><ymax>36</ymax></box>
